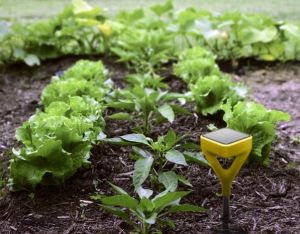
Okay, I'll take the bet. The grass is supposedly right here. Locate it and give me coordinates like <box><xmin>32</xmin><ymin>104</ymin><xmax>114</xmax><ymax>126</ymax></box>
<box><xmin>0</xmin><ymin>0</ymin><xmax>300</xmax><ymax>22</ymax></box>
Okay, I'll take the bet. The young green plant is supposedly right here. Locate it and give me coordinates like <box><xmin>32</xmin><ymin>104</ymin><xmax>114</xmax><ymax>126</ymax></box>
<box><xmin>91</xmin><ymin>183</ymin><xmax>205</xmax><ymax>234</ymax></box>
<box><xmin>106</xmin><ymin>85</ymin><xmax>187</xmax><ymax>135</ymax></box>
<box><xmin>102</xmin><ymin>130</ymin><xmax>208</xmax><ymax>192</ymax></box>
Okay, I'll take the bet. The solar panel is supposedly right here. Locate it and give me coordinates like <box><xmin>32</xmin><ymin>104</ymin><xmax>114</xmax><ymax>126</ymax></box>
<box><xmin>202</xmin><ymin>128</ymin><xmax>250</xmax><ymax>145</ymax></box>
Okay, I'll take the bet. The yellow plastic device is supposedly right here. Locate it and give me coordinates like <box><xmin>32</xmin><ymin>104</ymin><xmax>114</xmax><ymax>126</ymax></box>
<box><xmin>200</xmin><ymin>128</ymin><xmax>252</xmax><ymax>197</ymax></box>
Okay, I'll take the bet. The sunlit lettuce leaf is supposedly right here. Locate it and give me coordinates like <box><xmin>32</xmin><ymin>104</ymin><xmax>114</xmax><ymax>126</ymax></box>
<box><xmin>191</xmin><ymin>74</ymin><xmax>244</xmax><ymax>116</ymax></box>
<box><xmin>222</xmin><ymin>101</ymin><xmax>291</xmax><ymax>164</ymax></box>
<box><xmin>174</xmin><ymin>46</ymin><xmax>221</xmax><ymax>84</ymax></box>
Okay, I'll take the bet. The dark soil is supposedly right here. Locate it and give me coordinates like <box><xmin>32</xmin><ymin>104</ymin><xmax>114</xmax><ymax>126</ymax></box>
<box><xmin>0</xmin><ymin>58</ymin><xmax>299</xmax><ymax>234</ymax></box>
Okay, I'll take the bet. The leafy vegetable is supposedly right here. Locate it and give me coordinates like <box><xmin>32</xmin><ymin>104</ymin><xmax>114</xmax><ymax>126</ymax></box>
<box><xmin>222</xmin><ymin>101</ymin><xmax>291</xmax><ymax>164</ymax></box>
<box><xmin>62</xmin><ymin>60</ymin><xmax>108</xmax><ymax>84</ymax></box>
<box><xmin>9</xmin><ymin>60</ymin><xmax>109</xmax><ymax>191</ymax></box>
<box><xmin>41</xmin><ymin>78</ymin><xmax>106</xmax><ymax>106</ymax></box>
<box><xmin>10</xmin><ymin>113</ymin><xmax>94</xmax><ymax>191</ymax></box>
<box><xmin>191</xmin><ymin>74</ymin><xmax>246</xmax><ymax>116</ymax></box>
<box><xmin>41</xmin><ymin>60</ymin><xmax>111</xmax><ymax>106</ymax></box>
<box><xmin>92</xmin><ymin>183</ymin><xmax>205</xmax><ymax>234</ymax></box>
<box><xmin>174</xmin><ymin>46</ymin><xmax>221</xmax><ymax>84</ymax></box>
<box><xmin>106</xmin><ymin>85</ymin><xmax>184</xmax><ymax>134</ymax></box>
<box><xmin>45</xmin><ymin>95</ymin><xmax>105</xmax><ymax>133</ymax></box>
<box><xmin>0</xmin><ymin>0</ymin><xmax>110</xmax><ymax>65</ymax></box>
<box><xmin>102</xmin><ymin>131</ymin><xmax>205</xmax><ymax>191</ymax></box>
<box><xmin>110</xmin><ymin>28</ymin><xmax>175</xmax><ymax>74</ymax></box>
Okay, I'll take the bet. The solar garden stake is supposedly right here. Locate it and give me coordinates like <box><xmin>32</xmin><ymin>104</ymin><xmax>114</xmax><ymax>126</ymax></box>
<box><xmin>200</xmin><ymin>128</ymin><xmax>252</xmax><ymax>232</ymax></box>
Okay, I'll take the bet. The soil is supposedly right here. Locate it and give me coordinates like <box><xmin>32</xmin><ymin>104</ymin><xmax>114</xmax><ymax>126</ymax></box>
<box><xmin>0</xmin><ymin>58</ymin><xmax>299</xmax><ymax>234</ymax></box>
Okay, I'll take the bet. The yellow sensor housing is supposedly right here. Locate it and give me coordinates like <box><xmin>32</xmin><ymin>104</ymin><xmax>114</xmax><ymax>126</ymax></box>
<box><xmin>200</xmin><ymin>128</ymin><xmax>252</xmax><ymax>197</ymax></box>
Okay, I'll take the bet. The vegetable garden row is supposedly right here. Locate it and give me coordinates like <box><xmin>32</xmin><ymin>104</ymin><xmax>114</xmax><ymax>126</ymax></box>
<box><xmin>0</xmin><ymin>0</ymin><xmax>298</xmax><ymax>233</ymax></box>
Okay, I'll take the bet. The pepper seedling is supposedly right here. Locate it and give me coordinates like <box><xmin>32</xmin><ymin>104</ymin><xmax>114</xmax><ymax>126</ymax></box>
<box><xmin>200</xmin><ymin>128</ymin><xmax>252</xmax><ymax>232</ymax></box>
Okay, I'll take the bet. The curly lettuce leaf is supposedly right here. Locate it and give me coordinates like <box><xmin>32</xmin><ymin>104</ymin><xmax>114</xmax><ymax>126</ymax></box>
<box><xmin>10</xmin><ymin>137</ymin><xmax>91</xmax><ymax>191</ymax></box>
<box><xmin>174</xmin><ymin>46</ymin><xmax>221</xmax><ymax>84</ymax></box>
<box><xmin>222</xmin><ymin>101</ymin><xmax>291</xmax><ymax>164</ymax></box>
<box><xmin>41</xmin><ymin>78</ymin><xmax>107</xmax><ymax>106</ymax></box>
<box><xmin>62</xmin><ymin>60</ymin><xmax>108</xmax><ymax>83</ymax></box>
<box><xmin>11</xmin><ymin>113</ymin><xmax>94</xmax><ymax>191</ymax></box>
<box><xmin>191</xmin><ymin>75</ymin><xmax>246</xmax><ymax>116</ymax></box>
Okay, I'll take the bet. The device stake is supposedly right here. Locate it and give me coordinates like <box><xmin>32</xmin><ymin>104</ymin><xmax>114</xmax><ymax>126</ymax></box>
<box><xmin>222</xmin><ymin>196</ymin><xmax>230</xmax><ymax>230</ymax></box>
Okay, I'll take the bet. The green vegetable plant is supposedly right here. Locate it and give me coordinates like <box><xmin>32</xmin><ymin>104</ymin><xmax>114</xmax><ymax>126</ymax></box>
<box><xmin>190</xmin><ymin>74</ymin><xmax>247</xmax><ymax>116</ymax></box>
<box><xmin>41</xmin><ymin>60</ymin><xmax>112</xmax><ymax>106</ymax></box>
<box><xmin>110</xmin><ymin>27</ymin><xmax>175</xmax><ymax>74</ymax></box>
<box><xmin>62</xmin><ymin>60</ymin><xmax>108</xmax><ymax>84</ymax></box>
<box><xmin>106</xmin><ymin>85</ymin><xmax>187</xmax><ymax>134</ymax></box>
<box><xmin>9</xmin><ymin>94</ymin><xmax>106</xmax><ymax>191</ymax></box>
<box><xmin>173</xmin><ymin>46</ymin><xmax>221</xmax><ymax>84</ymax></box>
<box><xmin>0</xmin><ymin>0</ymin><xmax>111</xmax><ymax>65</ymax></box>
<box><xmin>9</xmin><ymin>60</ymin><xmax>110</xmax><ymax>191</ymax></box>
<box><xmin>222</xmin><ymin>101</ymin><xmax>291</xmax><ymax>165</ymax></box>
<box><xmin>102</xmin><ymin>131</ymin><xmax>208</xmax><ymax>192</ymax></box>
<box><xmin>44</xmin><ymin>96</ymin><xmax>105</xmax><ymax>134</ymax></box>
<box><xmin>171</xmin><ymin>9</ymin><xmax>300</xmax><ymax>62</ymax></box>
<box><xmin>91</xmin><ymin>183</ymin><xmax>205</xmax><ymax>234</ymax></box>
<box><xmin>9</xmin><ymin>112</ymin><xmax>94</xmax><ymax>191</ymax></box>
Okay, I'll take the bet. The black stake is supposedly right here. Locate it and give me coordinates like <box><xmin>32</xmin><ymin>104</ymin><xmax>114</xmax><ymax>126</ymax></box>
<box><xmin>222</xmin><ymin>196</ymin><xmax>230</xmax><ymax>231</ymax></box>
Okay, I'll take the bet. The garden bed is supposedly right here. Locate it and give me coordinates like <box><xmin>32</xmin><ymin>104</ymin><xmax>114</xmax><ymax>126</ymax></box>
<box><xmin>0</xmin><ymin>58</ymin><xmax>299</xmax><ymax>233</ymax></box>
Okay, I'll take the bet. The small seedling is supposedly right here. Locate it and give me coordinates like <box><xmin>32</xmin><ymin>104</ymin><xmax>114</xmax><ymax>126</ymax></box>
<box><xmin>102</xmin><ymin>131</ymin><xmax>208</xmax><ymax>192</ymax></box>
<box><xmin>91</xmin><ymin>183</ymin><xmax>205</xmax><ymax>234</ymax></box>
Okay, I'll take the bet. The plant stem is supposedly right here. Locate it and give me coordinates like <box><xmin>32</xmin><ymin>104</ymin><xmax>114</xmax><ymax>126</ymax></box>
<box><xmin>143</xmin><ymin>114</ymin><xmax>149</xmax><ymax>135</ymax></box>
<box><xmin>142</xmin><ymin>221</ymin><xmax>149</xmax><ymax>234</ymax></box>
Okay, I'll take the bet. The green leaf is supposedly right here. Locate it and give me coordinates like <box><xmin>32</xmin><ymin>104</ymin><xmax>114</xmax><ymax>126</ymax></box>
<box><xmin>100</xmin><ymin>204</ymin><xmax>129</xmax><ymax>220</ymax></box>
<box><xmin>73</xmin><ymin>0</ymin><xmax>93</xmax><ymax>13</ymax></box>
<box><xmin>158</xmin><ymin>104</ymin><xmax>175</xmax><ymax>123</ymax></box>
<box><xmin>101</xmin><ymin>137</ymin><xmax>131</xmax><ymax>146</ymax></box>
<box><xmin>177</xmin><ymin>175</ymin><xmax>192</xmax><ymax>187</ymax></box>
<box><xmin>222</xmin><ymin>101</ymin><xmax>290</xmax><ymax>164</ymax></box>
<box><xmin>165</xmin><ymin>150</ymin><xmax>187</xmax><ymax>166</ymax></box>
<box><xmin>145</xmin><ymin>213</ymin><xmax>158</xmax><ymax>224</ymax></box>
<box><xmin>171</xmin><ymin>104</ymin><xmax>191</xmax><ymax>115</ymax></box>
<box><xmin>207</xmin><ymin>123</ymin><xmax>218</xmax><ymax>131</ymax></box>
<box><xmin>24</xmin><ymin>54</ymin><xmax>40</xmax><ymax>66</ymax></box>
<box><xmin>120</xmin><ymin>134</ymin><xmax>150</xmax><ymax>145</ymax></box>
<box><xmin>191</xmin><ymin>75</ymin><xmax>243</xmax><ymax>116</ymax></box>
<box><xmin>136</xmin><ymin>186</ymin><xmax>153</xmax><ymax>199</ymax></box>
<box><xmin>106</xmin><ymin>101</ymin><xmax>135</xmax><ymax>110</ymax></box>
<box><xmin>108</xmin><ymin>112</ymin><xmax>133</xmax><ymax>121</ymax></box>
<box><xmin>241</xmin><ymin>27</ymin><xmax>277</xmax><ymax>44</ymax></box>
<box><xmin>184</xmin><ymin>152</ymin><xmax>209</xmax><ymax>167</ymax></box>
<box><xmin>168</xmin><ymin>204</ymin><xmax>206</xmax><ymax>213</ymax></box>
<box><xmin>182</xmin><ymin>143</ymin><xmax>200</xmax><ymax>151</ymax></box>
<box><xmin>133</xmin><ymin>157</ymin><xmax>154</xmax><ymax>188</ymax></box>
<box><xmin>164</xmin><ymin>130</ymin><xmax>177</xmax><ymax>149</ymax></box>
<box><xmin>139</xmin><ymin>197</ymin><xmax>155</xmax><ymax>212</ymax></box>
<box><xmin>100</xmin><ymin>194</ymin><xmax>138</xmax><ymax>210</ymax></box>
<box><xmin>160</xmin><ymin>218</ymin><xmax>175</xmax><ymax>229</ymax></box>
<box><xmin>150</xmin><ymin>0</ymin><xmax>173</xmax><ymax>16</ymax></box>
<box><xmin>97</xmin><ymin>132</ymin><xmax>107</xmax><ymax>140</ymax></box>
<box><xmin>109</xmin><ymin>182</ymin><xmax>128</xmax><ymax>195</ymax></box>
<box><xmin>153</xmin><ymin>191</ymin><xmax>190</xmax><ymax>209</ymax></box>
<box><xmin>132</xmin><ymin>146</ymin><xmax>153</xmax><ymax>158</ymax></box>
<box><xmin>158</xmin><ymin>171</ymin><xmax>178</xmax><ymax>192</ymax></box>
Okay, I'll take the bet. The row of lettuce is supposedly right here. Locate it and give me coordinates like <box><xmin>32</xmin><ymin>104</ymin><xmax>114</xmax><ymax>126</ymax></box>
<box><xmin>9</xmin><ymin>61</ymin><xmax>111</xmax><ymax>191</ymax></box>
<box><xmin>1</xmin><ymin>0</ymin><xmax>300</xmax><ymax>67</ymax></box>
